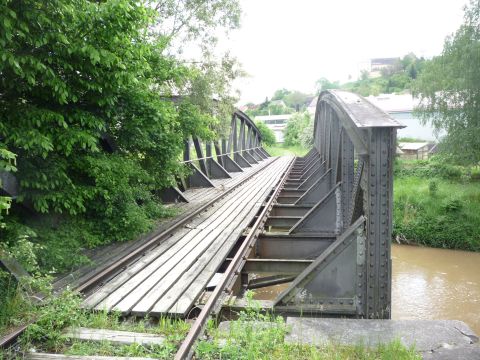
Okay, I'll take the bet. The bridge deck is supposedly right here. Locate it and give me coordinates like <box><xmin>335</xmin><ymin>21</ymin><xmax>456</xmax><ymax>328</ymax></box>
<box><xmin>83</xmin><ymin>156</ymin><xmax>292</xmax><ymax>317</ymax></box>
<box><xmin>53</xmin><ymin>157</ymin><xmax>276</xmax><ymax>292</ymax></box>
<box><xmin>181</xmin><ymin>158</ymin><xmax>274</xmax><ymax>204</ymax></box>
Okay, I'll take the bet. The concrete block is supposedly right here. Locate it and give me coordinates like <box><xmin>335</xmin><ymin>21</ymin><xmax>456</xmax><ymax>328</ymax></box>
<box><xmin>285</xmin><ymin>318</ymin><xmax>478</xmax><ymax>355</ymax></box>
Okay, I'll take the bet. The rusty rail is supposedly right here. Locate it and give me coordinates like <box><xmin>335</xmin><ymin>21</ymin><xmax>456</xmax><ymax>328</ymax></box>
<box><xmin>0</xmin><ymin>157</ymin><xmax>278</xmax><ymax>350</ymax></box>
<box><xmin>174</xmin><ymin>156</ymin><xmax>295</xmax><ymax>359</ymax></box>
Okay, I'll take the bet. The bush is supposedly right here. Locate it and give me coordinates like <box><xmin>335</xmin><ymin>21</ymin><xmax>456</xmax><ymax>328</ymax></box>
<box><xmin>393</xmin><ymin>177</ymin><xmax>480</xmax><ymax>251</ymax></box>
<box><xmin>254</xmin><ymin>121</ymin><xmax>276</xmax><ymax>146</ymax></box>
<box><xmin>395</xmin><ymin>158</ymin><xmax>466</xmax><ymax>181</ymax></box>
<box><xmin>283</xmin><ymin>112</ymin><xmax>312</xmax><ymax>147</ymax></box>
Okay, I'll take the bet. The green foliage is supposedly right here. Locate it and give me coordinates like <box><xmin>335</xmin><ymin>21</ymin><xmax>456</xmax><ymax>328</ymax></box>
<box><xmin>246</xmin><ymin>89</ymin><xmax>311</xmax><ymax>117</ymax></box>
<box><xmin>254</xmin><ymin>121</ymin><xmax>276</xmax><ymax>147</ymax></box>
<box><xmin>283</xmin><ymin>112</ymin><xmax>312</xmax><ymax>147</ymax></box>
<box><xmin>283</xmin><ymin>91</ymin><xmax>310</xmax><ymax>110</ymax></box>
<box><xmin>23</xmin><ymin>291</ymin><xmax>83</xmax><ymax>349</ymax></box>
<box><xmin>196</xmin><ymin>291</ymin><xmax>420</xmax><ymax>359</ymax></box>
<box><xmin>317</xmin><ymin>53</ymin><xmax>426</xmax><ymax>97</ymax></box>
<box><xmin>265</xmin><ymin>144</ymin><xmax>309</xmax><ymax>157</ymax></box>
<box><xmin>398</xmin><ymin>137</ymin><xmax>429</xmax><ymax>143</ymax></box>
<box><xmin>0</xmin><ymin>273</ymin><xmax>36</xmax><ymax>336</ymax></box>
<box><xmin>0</xmin><ymin>0</ymin><xmax>234</xmax><ymax>277</ymax></box>
<box><xmin>0</xmin><ymin>225</ymin><xmax>54</xmax><ymax>335</ymax></box>
<box><xmin>428</xmin><ymin>180</ymin><xmax>438</xmax><ymax>197</ymax></box>
<box><xmin>413</xmin><ymin>0</ymin><xmax>480</xmax><ymax>165</ymax></box>
<box><xmin>16</xmin><ymin>293</ymin><xmax>188</xmax><ymax>358</ymax></box>
<box><xmin>394</xmin><ymin>161</ymin><xmax>480</xmax><ymax>251</ymax></box>
<box><xmin>0</xmin><ymin>144</ymin><xmax>16</xmax><ymax>227</ymax></box>
<box><xmin>394</xmin><ymin>158</ymin><xmax>468</xmax><ymax>181</ymax></box>
<box><xmin>153</xmin><ymin>0</ymin><xmax>241</xmax><ymax>50</ymax></box>
<box><xmin>272</xmin><ymin>88</ymin><xmax>292</xmax><ymax>101</ymax></box>
<box><xmin>316</xmin><ymin>77</ymin><xmax>340</xmax><ymax>93</ymax></box>
<box><xmin>189</xmin><ymin>53</ymin><xmax>243</xmax><ymax>138</ymax></box>
<box><xmin>246</xmin><ymin>103</ymin><xmax>294</xmax><ymax>117</ymax></box>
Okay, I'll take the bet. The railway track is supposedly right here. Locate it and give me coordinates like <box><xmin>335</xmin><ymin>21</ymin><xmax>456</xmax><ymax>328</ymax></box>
<box><xmin>0</xmin><ymin>154</ymin><xmax>299</xmax><ymax>359</ymax></box>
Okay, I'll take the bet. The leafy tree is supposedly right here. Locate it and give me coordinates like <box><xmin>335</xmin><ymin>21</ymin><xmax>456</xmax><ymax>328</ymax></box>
<box><xmin>152</xmin><ymin>0</ymin><xmax>241</xmax><ymax>52</ymax></box>
<box><xmin>0</xmin><ymin>0</ymin><xmax>244</xmax><ymax>273</ymax></box>
<box><xmin>271</xmin><ymin>88</ymin><xmax>291</xmax><ymax>101</ymax></box>
<box><xmin>152</xmin><ymin>0</ymin><xmax>243</xmax><ymax>137</ymax></box>
<box><xmin>283</xmin><ymin>112</ymin><xmax>311</xmax><ymax>147</ymax></box>
<box><xmin>245</xmin><ymin>103</ymin><xmax>294</xmax><ymax>118</ymax></box>
<box><xmin>413</xmin><ymin>0</ymin><xmax>480</xmax><ymax>165</ymax></box>
<box><xmin>182</xmin><ymin>53</ymin><xmax>245</xmax><ymax>138</ymax></box>
<box><xmin>283</xmin><ymin>91</ymin><xmax>310</xmax><ymax>111</ymax></box>
<box><xmin>315</xmin><ymin>77</ymin><xmax>340</xmax><ymax>94</ymax></box>
<box><xmin>0</xmin><ymin>0</ymin><xmax>183</xmax><ymax>215</ymax></box>
<box><xmin>254</xmin><ymin>121</ymin><xmax>276</xmax><ymax>147</ymax></box>
<box><xmin>299</xmin><ymin>117</ymin><xmax>315</xmax><ymax>148</ymax></box>
<box><xmin>337</xmin><ymin>53</ymin><xmax>426</xmax><ymax>96</ymax></box>
<box><xmin>360</xmin><ymin>70</ymin><xmax>370</xmax><ymax>81</ymax></box>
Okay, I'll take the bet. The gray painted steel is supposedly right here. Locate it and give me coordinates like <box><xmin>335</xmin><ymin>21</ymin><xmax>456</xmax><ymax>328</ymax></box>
<box><xmin>158</xmin><ymin>110</ymin><xmax>267</xmax><ymax>203</ymax></box>
<box><xmin>238</xmin><ymin>90</ymin><xmax>403</xmax><ymax>319</ymax></box>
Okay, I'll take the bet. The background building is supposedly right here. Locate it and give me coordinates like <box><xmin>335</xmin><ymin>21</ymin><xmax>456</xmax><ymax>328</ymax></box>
<box><xmin>254</xmin><ymin>114</ymin><xmax>293</xmax><ymax>143</ymax></box>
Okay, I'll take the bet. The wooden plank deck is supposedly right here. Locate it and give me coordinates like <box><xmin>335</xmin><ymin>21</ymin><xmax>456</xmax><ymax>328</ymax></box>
<box><xmin>62</xmin><ymin>327</ymin><xmax>164</xmax><ymax>346</ymax></box>
<box><xmin>27</xmin><ymin>354</ymin><xmax>155</xmax><ymax>360</ymax></box>
<box><xmin>83</xmin><ymin>157</ymin><xmax>291</xmax><ymax>317</ymax></box>
<box><xmin>53</xmin><ymin>157</ymin><xmax>275</xmax><ymax>292</ymax></box>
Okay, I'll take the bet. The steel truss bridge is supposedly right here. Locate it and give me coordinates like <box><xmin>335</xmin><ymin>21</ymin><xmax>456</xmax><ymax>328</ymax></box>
<box><xmin>0</xmin><ymin>90</ymin><xmax>404</xmax><ymax>359</ymax></box>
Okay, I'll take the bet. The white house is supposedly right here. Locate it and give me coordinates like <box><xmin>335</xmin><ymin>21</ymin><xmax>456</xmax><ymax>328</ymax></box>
<box><xmin>255</xmin><ymin>114</ymin><xmax>293</xmax><ymax>143</ymax></box>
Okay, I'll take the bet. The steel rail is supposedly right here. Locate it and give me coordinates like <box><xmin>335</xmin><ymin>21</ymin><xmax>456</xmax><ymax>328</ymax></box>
<box><xmin>0</xmin><ymin>157</ymin><xmax>278</xmax><ymax>350</ymax></box>
<box><xmin>174</xmin><ymin>156</ymin><xmax>296</xmax><ymax>360</ymax></box>
<box><xmin>75</xmin><ymin>157</ymin><xmax>279</xmax><ymax>294</ymax></box>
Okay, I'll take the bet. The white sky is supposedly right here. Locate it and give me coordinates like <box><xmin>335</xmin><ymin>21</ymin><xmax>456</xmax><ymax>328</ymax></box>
<box><xmin>222</xmin><ymin>0</ymin><xmax>468</xmax><ymax>104</ymax></box>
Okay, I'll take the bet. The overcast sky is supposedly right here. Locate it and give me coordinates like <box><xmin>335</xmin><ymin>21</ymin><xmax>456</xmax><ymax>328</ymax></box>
<box><xmin>224</xmin><ymin>0</ymin><xmax>468</xmax><ymax>104</ymax></box>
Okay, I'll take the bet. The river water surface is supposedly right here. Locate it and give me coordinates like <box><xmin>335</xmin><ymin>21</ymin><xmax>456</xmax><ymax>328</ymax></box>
<box><xmin>392</xmin><ymin>244</ymin><xmax>480</xmax><ymax>334</ymax></box>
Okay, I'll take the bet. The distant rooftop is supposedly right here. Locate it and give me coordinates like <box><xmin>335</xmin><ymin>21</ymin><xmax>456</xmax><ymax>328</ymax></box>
<box><xmin>398</xmin><ymin>142</ymin><xmax>429</xmax><ymax>151</ymax></box>
<box><xmin>255</xmin><ymin>114</ymin><xmax>293</xmax><ymax>121</ymax></box>
<box><xmin>366</xmin><ymin>93</ymin><xmax>420</xmax><ymax>113</ymax></box>
<box><xmin>371</xmin><ymin>57</ymin><xmax>400</xmax><ymax>65</ymax></box>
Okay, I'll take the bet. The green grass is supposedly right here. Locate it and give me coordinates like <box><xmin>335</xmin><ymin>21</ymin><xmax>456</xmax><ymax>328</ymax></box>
<box><xmin>196</xmin><ymin>293</ymin><xmax>420</xmax><ymax>360</ymax></box>
<box><xmin>265</xmin><ymin>144</ymin><xmax>309</xmax><ymax>157</ymax></box>
<box><xmin>0</xmin><ymin>278</ymin><xmax>35</xmax><ymax>336</ymax></box>
<box><xmin>11</xmin><ymin>290</ymin><xmax>421</xmax><ymax>360</ymax></box>
<box><xmin>393</xmin><ymin>176</ymin><xmax>480</xmax><ymax>251</ymax></box>
<box><xmin>15</xmin><ymin>291</ymin><xmax>189</xmax><ymax>358</ymax></box>
<box><xmin>393</xmin><ymin>158</ymin><xmax>480</xmax><ymax>251</ymax></box>
<box><xmin>397</xmin><ymin>137</ymin><xmax>429</xmax><ymax>143</ymax></box>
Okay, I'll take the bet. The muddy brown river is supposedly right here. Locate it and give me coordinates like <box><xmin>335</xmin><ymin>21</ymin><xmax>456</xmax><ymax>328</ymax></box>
<box><xmin>253</xmin><ymin>244</ymin><xmax>480</xmax><ymax>334</ymax></box>
<box><xmin>392</xmin><ymin>244</ymin><xmax>480</xmax><ymax>334</ymax></box>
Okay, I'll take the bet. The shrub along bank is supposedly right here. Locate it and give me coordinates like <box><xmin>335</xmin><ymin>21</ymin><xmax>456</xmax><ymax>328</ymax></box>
<box><xmin>393</xmin><ymin>158</ymin><xmax>480</xmax><ymax>251</ymax></box>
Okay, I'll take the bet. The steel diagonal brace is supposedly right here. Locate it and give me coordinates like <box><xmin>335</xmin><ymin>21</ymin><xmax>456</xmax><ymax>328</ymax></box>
<box><xmin>273</xmin><ymin>216</ymin><xmax>366</xmax><ymax>307</ymax></box>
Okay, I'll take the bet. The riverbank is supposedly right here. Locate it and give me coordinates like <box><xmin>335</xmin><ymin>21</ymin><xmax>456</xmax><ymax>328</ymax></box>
<box><xmin>393</xmin><ymin>159</ymin><xmax>480</xmax><ymax>251</ymax></box>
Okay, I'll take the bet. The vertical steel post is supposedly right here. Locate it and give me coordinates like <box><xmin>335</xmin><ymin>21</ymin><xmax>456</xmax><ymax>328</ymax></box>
<box><xmin>239</xmin><ymin>118</ymin><xmax>246</xmax><ymax>155</ymax></box>
<box><xmin>214</xmin><ymin>140</ymin><xmax>223</xmax><ymax>166</ymax></box>
<box><xmin>228</xmin><ymin>115</ymin><xmax>236</xmax><ymax>154</ymax></box>
<box><xmin>184</xmin><ymin>138</ymin><xmax>190</xmax><ymax>162</ymax></box>
<box><xmin>192</xmin><ymin>137</ymin><xmax>208</xmax><ymax>176</ymax></box>
<box><xmin>231</xmin><ymin>116</ymin><xmax>238</xmax><ymax>153</ymax></box>
<box><xmin>340</xmin><ymin>132</ymin><xmax>355</xmax><ymax>229</ymax></box>
<box><xmin>364</xmin><ymin>127</ymin><xmax>395</xmax><ymax>319</ymax></box>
